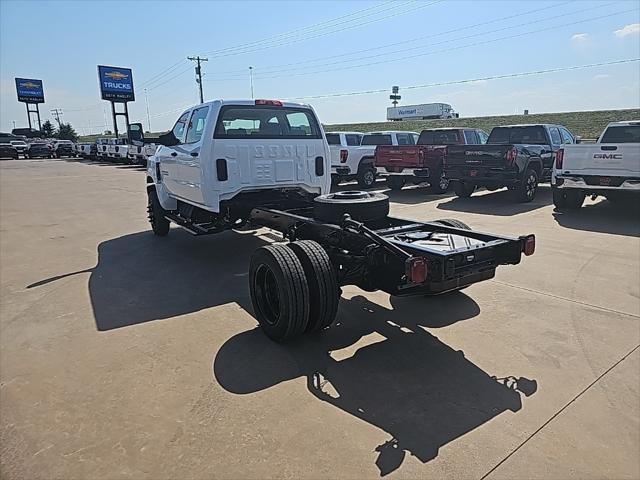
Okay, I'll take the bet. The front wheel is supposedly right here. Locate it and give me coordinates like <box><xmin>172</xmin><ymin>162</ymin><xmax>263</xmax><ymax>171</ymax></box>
<box><xmin>553</xmin><ymin>187</ymin><xmax>584</xmax><ymax>210</ymax></box>
<box><xmin>357</xmin><ymin>164</ymin><xmax>376</xmax><ymax>189</ymax></box>
<box><xmin>428</xmin><ymin>166</ymin><xmax>450</xmax><ymax>194</ymax></box>
<box><xmin>147</xmin><ymin>189</ymin><xmax>170</xmax><ymax>236</ymax></box>
<box><xmin>386</xmin><ymin>176</ymin><xmax>406</xmax><ymax>191</ymax></box>
<box><xmin>514</xmin><ymin>168</ymin><xmax>539</xmax><ymax>203</ymax></box>
<box><xmin>454</xmin><ymin>181</ymin><xmax>475</xmax><ymax>198</ymax></box>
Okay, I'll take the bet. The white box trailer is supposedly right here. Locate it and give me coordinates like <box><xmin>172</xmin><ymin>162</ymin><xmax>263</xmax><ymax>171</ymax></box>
<box><xmin>387</xmin><ymin>103</ymin><xmax>458</xmax><ymax>121</ymax></box>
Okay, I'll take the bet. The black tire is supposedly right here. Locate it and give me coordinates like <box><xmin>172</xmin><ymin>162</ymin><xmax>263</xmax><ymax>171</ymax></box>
<box><xmin>454</xmin><ymin>181</ymin><xmax>475</xmax><ymax>198</ymax></box>
<box><xmin>287</xmin><ymin>241</ymin><xmax>340</xmax><ymax>332</ymax></box>
<box><xmin>357</xmin><ymin>162</ymin><xmax>376</xmax><ymax>189</ymax></box>
<box><xmin>514</xmin><ymin>168</ymin><xmax>539</xmax><ymax>203</ymax></box>
<box><xmin>147</xmin><ymin>189</ymin><xmax>170</xmax><ymax>236</ymax></box>
<box><xmin>313</xmin><ymin>190</ymin><xmax>389</xmax><ymax>223</ymax></box>
<box><xmin>386</xmin><ymin>176</ymin><xmax>406</xmax><ymax>191</ymax></box>
<box><xmin>434</xmin><ymin>218</ymin><xmax>471</xmax><ymax>230</ymax></box>
<box><xmin>249</xmin><ymin>244</ymin><xmax>310</xmax><ymax>342</ymax></box>
<box><xmin>331</xmin><ymin>175</ymin><xmax>341</xmax><ymax>188</ymax></box>
<box><xmin>428</xmin><ymin>164</ymin><xmax>450</xmax><ymax>194</ymax></box>
<box><xmin>553</xmin><ymin>187</ymin><xmax>584</xmax><ymax>210</ymax></box>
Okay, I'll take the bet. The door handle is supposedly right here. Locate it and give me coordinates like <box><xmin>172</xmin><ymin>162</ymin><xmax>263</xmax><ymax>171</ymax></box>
<box><xmin>170</xmin><ymin>152</ymin><xmax>178</xmax><ymax>157</ymax></box>
<box><xmin>190</xmin><ymin>152</ymin><xmax>198</xmax><ymax>157</ymax></box>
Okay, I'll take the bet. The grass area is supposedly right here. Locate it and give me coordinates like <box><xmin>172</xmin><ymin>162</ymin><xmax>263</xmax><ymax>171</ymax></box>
<box><xmin>78</xmin><ymin>108</ymin><xmax>639</xmax><ymax>142</ymax></box>
<box><xmin>324</xmin><ymin>108</ymin><xmax>640</xmax><ymax>140</ymax></box>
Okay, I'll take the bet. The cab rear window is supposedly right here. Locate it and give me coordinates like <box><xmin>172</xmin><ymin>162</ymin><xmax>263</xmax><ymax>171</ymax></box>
<box><xmin>214</xmin><ymin>106</ymin><xmax>322</xmax><ymax>139</ymax></box>
<box><xmin>600</xmin><ymin>126</ymin><xmax>640</xmax><ymax>143</ymax></box>
<box><xmin>418</xmin><ymin>130</ymin><xmax>460</xmax><ymax>145</ymax></box>
<box><xmin>361</xmin><ymin>134</ymin><xmax>392</xmax><ymax>146</ymax></box>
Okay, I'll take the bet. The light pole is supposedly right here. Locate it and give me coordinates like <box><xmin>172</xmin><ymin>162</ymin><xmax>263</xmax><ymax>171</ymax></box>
<box><xmin>249</xmin><ymin>66</ymin><xmax>254</xmax><ymax>99</ymax></box>
<box><xmin>144</xmin><ymin>88</ymin><xmax>152</xmax><ymax>132</ymax></box>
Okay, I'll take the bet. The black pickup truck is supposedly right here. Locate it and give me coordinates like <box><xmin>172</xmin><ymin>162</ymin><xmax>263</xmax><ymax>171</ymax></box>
<box><xmin>445</xmin><ymin>124</ymin><xmax>578</xmax><ymax>202</ymax></box>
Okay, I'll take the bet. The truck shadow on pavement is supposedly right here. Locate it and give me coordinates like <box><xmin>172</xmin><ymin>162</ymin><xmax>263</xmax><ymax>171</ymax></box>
<box><xmin>552</xmin><ymin>199</ymin><xmax>640</xmax><ymax>237</ymax></box>
<box><xmin>214</xmin><ymin>294</ymin><xmax>537</xmax><ymax>476</ymax></box>
<box><xmin>437</xmin><ymin>185</ymin><xmax>552</xmax><ymax>216</ymax></box>
<box><xmin>27</xmin><ymin>228</ymin><xmax>266</xmax><ymax>330</ymax></box>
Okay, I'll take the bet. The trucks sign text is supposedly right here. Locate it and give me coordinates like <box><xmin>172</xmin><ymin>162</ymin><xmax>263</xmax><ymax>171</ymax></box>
<box><xmin>98</xmin><ymin>65</ymin><xmax>135</xmax><ymax>102</ymax></box>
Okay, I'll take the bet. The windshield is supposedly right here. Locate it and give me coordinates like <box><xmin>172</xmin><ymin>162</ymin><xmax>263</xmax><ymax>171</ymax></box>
<box><xmin>418</xmin><ymin>130</ymin><xmax>459</xmax><ymax>145</ymax></box>
<box><xmin>214</xmin><ymin>106</ymin><xmax>322</xmax><ymax>139</ymax></box>
<box><xmin>361</xmin><ymin>134</ymin><xmax>392</xmax><ymax>146</ymax></box>
<box><xmin>600</xmin><ymin>125</ymin><xmax>640</xmax><ymax>143</ymax></box>
<box><xmin>488</xmin><ymin>126</ymin><xmax>548</xmax><ymax>145</ymax></box>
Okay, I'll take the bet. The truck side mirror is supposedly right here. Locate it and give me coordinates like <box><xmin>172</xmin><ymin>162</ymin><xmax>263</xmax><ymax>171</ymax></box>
<box><xmin>158</xmin><ymin>130</ymin><xmax>179</xmax><ymax>147</ymax></box>
<box><xmin>575</xmin><ymin>136</ymin><xmax>582</xmax><ymax>144</ymax></box>
<box><xmin>128</xmin><ymin>123</ymin><xmax>144</xmax><ymax>145</ymax></box>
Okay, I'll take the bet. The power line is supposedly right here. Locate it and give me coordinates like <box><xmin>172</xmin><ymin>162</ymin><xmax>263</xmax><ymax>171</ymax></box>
<box><xmin>283</xmin><ymin>58</ymin><xmax>640</xmax><ymax>100</ymax></box>
<box><xmin>204</xmin><ymin>0</ymin><xmax>601</xmax><ymax>78</ymax></box>
<box><xmin>216</xmin><ymin>7</ymin><xmax>638</xmax><ymax>82</ymax></box>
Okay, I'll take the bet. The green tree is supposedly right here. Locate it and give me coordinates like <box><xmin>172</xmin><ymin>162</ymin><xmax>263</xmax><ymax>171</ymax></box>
<box><xmin>41</xmin><ymin>120</ymin><xmax>55</xmax><ymax>137</ymax></box>
<box><xmin>55</xmin><ymin>123</ymin><xmax>78</xmax><ymax>142</ymax></box>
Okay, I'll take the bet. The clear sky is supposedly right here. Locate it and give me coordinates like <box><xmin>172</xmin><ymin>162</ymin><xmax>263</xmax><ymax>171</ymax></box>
<box><xmin>1</xmin><ymin>0</ymin><xmax>639</xmax><ymax>134</ymax></box>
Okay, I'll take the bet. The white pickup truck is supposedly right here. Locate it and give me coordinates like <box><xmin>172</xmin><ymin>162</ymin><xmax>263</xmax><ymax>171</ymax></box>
<box><xmin>552</xmin><ymin>120</ymin><xmax>640</xmax><ymax>209</ymax></box>
<box><xmin>107</xmin><ymin>138</ymin><xmax>129</xmax><ymax>162</ymax></box>
<box><xmin>138</xmin><ymin>99</ymin><xmax>536</xmax><ymax>343</ymax></box>
<box><xmin>326</xmin><ymin>131</ymin><xmax>363</xmax><ymax>186</ymax></box>
<box><xmin>334</xmin><ymin>130</ymin><xmax>420</xmax><ymax>188</ymax></box>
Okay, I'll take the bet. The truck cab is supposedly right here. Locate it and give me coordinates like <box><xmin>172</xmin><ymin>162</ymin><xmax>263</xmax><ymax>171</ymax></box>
<box><xmin>146</xmin><ymin>99</ymin><xmax>330</xmax><ymax>233</ymax></box>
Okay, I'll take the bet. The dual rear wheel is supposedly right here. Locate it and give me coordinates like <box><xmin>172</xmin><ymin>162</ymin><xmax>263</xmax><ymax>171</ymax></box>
<box><xmin>249</xmin><ymin>240</ymin><xmax>340</xmax><ymax>342</ymax></box>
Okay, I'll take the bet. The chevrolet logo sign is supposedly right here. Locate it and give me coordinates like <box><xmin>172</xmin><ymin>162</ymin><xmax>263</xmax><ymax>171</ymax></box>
<box><xmin>20</xmin><ymin>82</ymin><xmax>39</xmax><ymax>89</ymax></box>
<box><xmin>105</xmin><ymin>71</ymin><xmax>128</xmax><ymax>80</ymax></box>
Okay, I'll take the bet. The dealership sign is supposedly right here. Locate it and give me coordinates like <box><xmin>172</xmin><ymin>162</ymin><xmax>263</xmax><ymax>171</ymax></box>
<box><xmin>98</xmin><ymin>65</ymin><xmax>135</xmax><ymax>102</ymax></box>
<box><xmin>15</xmin><ymin>78</ymin><xmax>45</xmax><ymax>103</ymax></box>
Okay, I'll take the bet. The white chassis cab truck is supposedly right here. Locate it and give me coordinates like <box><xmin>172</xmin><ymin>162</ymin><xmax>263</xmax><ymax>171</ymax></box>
<box><xmin>552</xmin><ymin>120</ymin><xmax>640</xmax><ymax>209</ymax></box>
<box><xmin>140</xmin><ymin>99</ymin><xmax>536</xmax><ymax>342</ymax></box>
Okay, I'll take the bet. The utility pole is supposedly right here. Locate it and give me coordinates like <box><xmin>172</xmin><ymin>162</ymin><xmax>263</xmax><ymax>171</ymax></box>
<box><xmin>187</xmin><ymin>56</ymin><xmax>208</xmax><ymax>104</ymax></box>
<box><xmin>144</xmin><ymin>88</ymin><xmax>152</xmax><ymax>132</ymax></box>
<box><xmin>249</xmin><ymin>66</ymin><xmax>254</xmax><ymax>99</ymax></box>
<box><xmin>50</xmin><ymin>108</ymin><xmax>63</xmax><ymax>127</ymax></box>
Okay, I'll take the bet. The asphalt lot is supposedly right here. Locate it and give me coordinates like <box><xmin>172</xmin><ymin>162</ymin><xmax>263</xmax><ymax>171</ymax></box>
<box><xmin>1</xmin><ymin>157</ymin><xmax>639</xmax><ymax>479</ymax></box>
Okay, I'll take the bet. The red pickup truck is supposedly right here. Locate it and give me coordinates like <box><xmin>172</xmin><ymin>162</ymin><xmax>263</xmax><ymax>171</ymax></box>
<box><xmin>375</xmin><ymin>128</ymin><xmax>489</xmax><ymax>193</ymax></box>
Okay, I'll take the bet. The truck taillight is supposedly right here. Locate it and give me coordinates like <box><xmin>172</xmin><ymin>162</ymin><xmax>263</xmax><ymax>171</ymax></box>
<box><xmin>522</xmin><ymin>234</ymin><xmax>536</xmax><ymax>256</ymax></box>
<box><xmin>340</xmin><ymin>149</ymin><xmax>348</xmax><ymax>163</ymax></box>
<box><xmin>406</xmin><ymin>257</ymin><xmax>427</xmax><ymax>284</ymax></box>
<box><xmin>555</xmin><ymin>148</ymin><xmax>564</xmax><ymax>169</ymax></box>
<box><xmin>255</xmin><ymin>99</ymin><xmax>283</xmax><ymax>106</ymax></box>
<box><xmin>506</xmin><ymin>147</ymin><xmax>518</xmax><ymax>166</ymax></box>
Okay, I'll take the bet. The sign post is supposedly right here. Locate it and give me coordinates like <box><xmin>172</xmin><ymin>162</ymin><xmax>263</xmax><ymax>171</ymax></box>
<box><xmin>97</xmin><ymin>65</ymin><xmax>135</xmax><ymax>139</ymax></box>
<box><xmin>15</xmin><ymin>78</ymin><xmax>45</xmax><ymax>131</ymax></box>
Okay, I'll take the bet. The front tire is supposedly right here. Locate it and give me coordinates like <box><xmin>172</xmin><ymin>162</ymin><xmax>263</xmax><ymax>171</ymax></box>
<box><xmin>553</xmin><ymin>187</ymin><xmax>584</xmax><ymax>210</ymax></box>
<box><xmin>386</xmin><ymin>176</ymin><xmax>406</xmax><ymax>191</ymax></box>
<box><xmin>454</xmin><ymin>181</ymin><xmax>475</xmax><ymax>198</ymax></box>
<box><xmin>147</xmin><ymin>189</ymin><xmax>170</xmax><ymax>236</ymax></box>
<box><xmin>357</xmin><ymin>163</ymin><xmax>376</xmax><ymax>189</ymax></box>
<box><xmin>514</xmin><ymin>168</ymin><xmax>539</xmax><ymax>203</ymax></box>
<box><xmin>250</xmin><ymin>244</ymin><xmax>310</xmax><ymax>342</ymax></box>
<box><xmin>428</xmin><ymin>165</ymin><xmax>450</xmax><ymax>194</ymax></box>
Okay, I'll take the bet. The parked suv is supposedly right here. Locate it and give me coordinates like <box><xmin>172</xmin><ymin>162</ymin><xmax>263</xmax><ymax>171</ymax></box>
<box><xmin>0</xmin><ymin>142</ymin><xmax>19</xmax><ymax>159</ymax></box>
<box><xmin>53</xmin><ymin>140</ymin><xmax>74</xmax><ymax>158</ymax></box>
<box><xmin>10</xmin><ymin>140</ymin><xmax>29</xmax><ymax>157</ymax></box>
<box><xmin>27</xmin><ymin>141</ymin><xmax>53</xmax><ymax>159</ymax></box>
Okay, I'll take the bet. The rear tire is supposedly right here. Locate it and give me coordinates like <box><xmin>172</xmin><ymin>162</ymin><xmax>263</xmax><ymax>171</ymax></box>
<box><xmin>454</xmin><ymin>181</ymin><xmax>475</xmax><ymax>198</ymax></box>
<box><xmin>386</xmin><ymin>176</ymin><xmax>406</xmax><ymax>191</ymax></box>
<box><xmin>249</xmin><ymin>244</ymin><xmax>310</xmax><ymax>342</ymax></box>
<box><xmin>434</xmin><ymin>218</ymin><xmax>471</xmax><ymax>230</ymax></box>
<box><xmin>287</xmin><ymin>241</ymin><xmax>340</xmax><ymax>332</ymax></box>
<box><xmin>357</xmin><ymin>163</ymin><xmax>376</xmax><ymax>189</ymax></box>
<box><xmin>313</xmin><ymin>191</ymin><xmax>389</xmax><ymax>223</ymax></box>
<box><xmin>147</xmin><ymin>189</ymin><xmax>170</xmax><ymax>236</ymax></box>
<box><xmin>514</xmin><ymin>168</ymin><xmax>539</xmax><ymax>203</ymax></box>
<box><xmin>553</xmin><ymin>187</ymin><xmax>584</xmax><ymax>210</ymax></box>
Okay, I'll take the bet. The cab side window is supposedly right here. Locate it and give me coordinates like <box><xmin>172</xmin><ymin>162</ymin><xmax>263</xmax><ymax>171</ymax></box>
<box><xmin>464</xmin><ymin>130</ymin><xmax>479</xmax><ymax>144</ymax></box>
<box><xmin>185</xmin><ymin>106</ymin><xmax>209</xmax><ymax>144</ymax></box>
<box><xmin>560</xmin><ymin>127</ymin><xmax>574</xmax><ymax>144</ymax></box>
<box><xmin>549</xmin><ymin>127</ymin><xmax>562</xmax><ymax>146</ymax></box>
<box><xmin>396</xmin><ymin>133</ymin><xmax>411</xmax><ymax>145</ymax></box>
<box><xmin>345</xmin><ymin>134</ymin><xmax>361</xmax><ymax>146</ymax></box>
<box><xmin>172</xmin><ymin>112</ymin><xmax>191</xmax><ymax>144</ymax></box>
<box><xmin>477</xmin><ymin>130</ymin><xmax>489</xmax><ymax>144</ymax></box>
